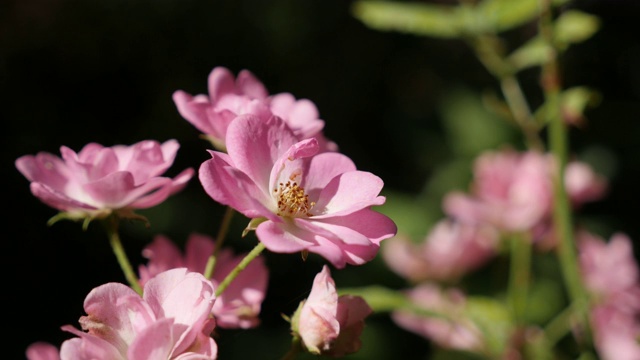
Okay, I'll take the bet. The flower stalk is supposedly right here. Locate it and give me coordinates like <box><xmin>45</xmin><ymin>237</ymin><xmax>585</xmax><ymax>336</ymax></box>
<box><xmin>508</xmin><ymin>232</ymin><xmax>532</xmax><ymax>324</ymax></box>
<box><xmin>215</xmin><ymin>241</ymin><xmax>266</xmax><ymax>297</ymax></box>
<box><xmin>204</xmin><ymin>206</ymin><xmax>235</xmax><ymax>279</ymax></box>
<box><xmin>103</xmin><ymin>215</ymin><xmax>143</xmax><ymax>295</ymax></box>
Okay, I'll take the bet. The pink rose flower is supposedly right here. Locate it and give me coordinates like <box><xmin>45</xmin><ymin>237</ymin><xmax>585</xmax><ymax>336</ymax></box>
<box><xmin>26</xmin><ymin>342</ymin><xmax>60</xmax><ymax>360</ymax></box>
<box><xmin>173</xmin><ymin>66</ymin><xmax>336</xmax><ymax>151</ymax></box>
<box><xmin>443</xmin><ymin>150</ymin><xmax>554</xmax><ymax>232</ymax></box>
<box><xmin>59</xmin><ymin>268</ymin><xmax>217</xmax><ymax>360</ymax></box>
<box><xmin>294</xmin><ymin>265</ymin><xmax>372</xmax><ymax>356</ymax></box>
<box><xmin>198</xmin><ymin>114</ymin><xmax>396</xmax><ymax>268</ymax></box>
<box><xmin>15</xmin><ymin>140</ymin><xmax>193</xmax><ymax>221</ymax></box>
<box><xmin>578</xmin><ymin>231</ymin><xmax>640</xmax><ymax>311</ymax></box>
<box><xmin>565</xmin><ymin>161</ymin><xmax>608</xmax><ymax>207</ymax></box>
<box><xmin>444</xmin><ymin>149</ymin><xmax>607</xmax><ymax>234</ymax></box>
<box><xmin>391</xmin><ymin>284</ymin><xmax>483</xmax><ymax>352</ymax></box>
<box><xmin>138</xmin><ymin>233</ymin><xmax>268</xmax><ymax>329</ymax></box>
<box><xmin>590</xmin><ymin>304</ymin><xmax>640</xmax><ymax>360</ymax></box>
<box><xmin>382</xmin><ymin>220</ymin><xmax>498</xmax><ymax>283</ymax></box>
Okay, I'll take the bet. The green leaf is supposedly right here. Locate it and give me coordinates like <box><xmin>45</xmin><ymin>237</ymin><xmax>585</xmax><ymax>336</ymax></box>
<box><xmin>338</xmin><ymin>285</ymin><xmax>448</xmax><ymax>318</ymax></box>
<box><xmin>351</xmin><ymin>1</ymin><xmax>463</xmax><ymax>39</ymax></box>
<box><xmin>508</xmin><ymin>36</ymin><xmax>552</xmax><ymax>72</ymax></box>
<box><xmin>534</xmin><ymin>86</ymin><xmax>600</xmax><ymax>126</ymax></box>
<box><xmin>464</xmin><ymin>296</ymin><xmax>513</xmax><ymax>357</ymax></box>
<box><xmin>554</xmin><ymin>10</ymin><xmax>600</xmax><ymax>49</ymax></box>
<box><xmin>477</xmin><ymin>0</ymin><xmax>541</xmax><ymax>32</ymax></box>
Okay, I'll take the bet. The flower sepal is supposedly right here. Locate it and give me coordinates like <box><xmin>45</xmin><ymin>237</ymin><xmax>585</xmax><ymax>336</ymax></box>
<box><xmin>242</xmin><ymin>217</ymin><xmax>268</xmax><ymax>237</ymax></box>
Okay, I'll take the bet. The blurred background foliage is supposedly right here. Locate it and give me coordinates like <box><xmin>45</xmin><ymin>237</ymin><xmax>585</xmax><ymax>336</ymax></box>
<box><xmin>3</xmin><ymin>0</ymin><xmax>640</xmax><ymax>358</ymax></box>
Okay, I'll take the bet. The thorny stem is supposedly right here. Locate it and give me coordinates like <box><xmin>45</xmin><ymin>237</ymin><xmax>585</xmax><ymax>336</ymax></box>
<box><xmin>215</xmin><ymin>241</ymin><xmax>266</xmax><ymax>297</ymax></box>
<box><xmin>104</xmin><ymin>215</ymin><xmax>143</xmax><ymax>295</ymax></box>
<box><xmin>204</xmin><ymin>206</ymin><xmax>235</xmax><ymax>279</ymax></box>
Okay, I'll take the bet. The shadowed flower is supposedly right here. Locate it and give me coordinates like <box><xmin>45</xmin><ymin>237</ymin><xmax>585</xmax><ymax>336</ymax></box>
<box><xmin>383</xmin><ymin>220</ymin><xmax>498</xmax><ymax>283</ymax></box>
<box><xmin>199</xmin><ymin>115</ymin><xmax>396</xmax><ymax>268</ymax></box>
<box><xmin>292</xmin><ymin>265</ymin><xmax>372</xmax><ymax>357</ymax></box>
<box><xmin>15</xmin><ymin>140</ymin><xmax>193</xmax><ymax>223</ymax></box>
<box><xmin>173</xmin><ymin>66</ymin><xmax>336</xmax><ymax>151</ymax></box>
<box><xmin>59</xmin><ymin>268</ymin><xmax>217</xmax><ymax>360</ymax></box>
<box><xmin>391</xmin><ymin>284</ymin><xmax>484</xmax><ymax>352</ymax></box>
<box><xmin>139</xmin><ymin>233</ymin><xmax>268</xmax><ymax>329</ymax></box>
<box><xmin>444</xmin><ymin>149</ymin><xmax>607</xmax><ymax>234</ymax></box>
<box><xmin>590</xmin><ymin>304</ymin><xmax>640</xmax><ymax>360</ymax></box>
<box><xmin>26</xmin><ymin>342</ymin><xmax>60</xmax><ymax>360</ymax></box>
<box><xmin>578</xmin><ymin>231</ymin><xmax>640</xmax><ymax>311</ymax></box>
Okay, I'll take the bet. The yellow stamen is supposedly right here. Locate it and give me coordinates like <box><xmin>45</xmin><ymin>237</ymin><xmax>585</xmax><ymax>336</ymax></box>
<box><xmin>274</xmin><ymin>181</ymin><xmax>315</xmax><ymax>217</ymax></box>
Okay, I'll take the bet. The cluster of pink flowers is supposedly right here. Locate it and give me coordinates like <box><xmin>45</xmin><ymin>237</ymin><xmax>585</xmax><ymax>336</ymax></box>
<box><xmin>578</xmin><ymin>231</ymin><xmax>640</xmax><ymax>360</ymax></box>
<box><xmin>382</xmin><ymin>148</ymin><xmax>609</xmax><ymax>355</ymax></box>
<box><xmin>19</xmin><ymin>66</ymin><xmax>395</xmax><ymax>359</ymax></box>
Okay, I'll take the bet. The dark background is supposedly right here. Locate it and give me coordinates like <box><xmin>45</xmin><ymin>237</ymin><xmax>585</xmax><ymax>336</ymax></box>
<box><xmin>3</xmin><ymin>0</ymin><xmax>640</xmax><ymax>359</ymax></box>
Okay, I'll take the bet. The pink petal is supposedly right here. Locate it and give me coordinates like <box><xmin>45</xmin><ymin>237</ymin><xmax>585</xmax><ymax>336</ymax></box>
<box><xmin>184</xmin><ymin>233</ymin><xmax>216</xmax><ymax>274</ymax></box>
<box><xmin>29</xmin><ymin>182</ymin><xmax>96</xmax><ymax>212</ymax></box>
<box><xmin>301</xmin><ymin>152</ymin><xmax>356</xmax><ymax>197</ymax></box>
<box><xmin>255</xmin><ymin>220</ymin><xmax>315</xmax><ymax>253</ymax></box>
<box><xmin>26</xmin><ymin>342</ymin><xmax>60</xmax><ymax>360</ymax></box>
<box><xmin>127</xmin><ymin>318</ymin><xmax>175</xmax><ymax>360</ymax></box>
<box><xmin>225</xmin><ymin>115</ymin><xmax>298</xmax><ymax>186</ymax></box>
<box><xmin>199</xmin><ymin>152</ymin><xmax>274</xmax><ymax>220</ymax></box>
<box><xmin>82</xmin><ymin>283</ymin><xmax>141</xmax><ymax>349</ymax></box>
<box><xmin>314</xmin><ymin>209</ymin><xmax>398</xmax><ymax>245</ymax></box>
<box><xmin>16</xmin><ymin>153</ymin><xmax>71</xmax><ymax>190</ymax></box>
<box><xmin>139</xmin><ymin>235</ymin><xmax>185</xmax><ymax>286</ymax></box>
<box><xmin>212</xmin><ymin>250</ymin><xmax>268</xmax><ymax>329</ymax></box>
<box><xmin>173</xmin><ymin>91</ymin><xmax>217</xmax><ymax>135</ymax></box>
<box><xmin>236</xmin><ymin>69</ymin><xmax>269</xmax><ymax>99</ymax></box>
<box><xmin>313</xmin><ymin>171</ymin><xmax>386</xmax><ymax>217</ymax></box>
<box><xmin>59</xmin><ymin>332</ymin><xmax>125</xmax><ymax>360</ymax></box>
<box><xmin>83</xmin><ymin>172</ymin><xmax>174</xmax><ymax>209</ymax></box>
<box><xmin>129</xmin><ymin>168</ymin><xmax>194</xmax><ymax>209</ymax></box>
<box><xmin>207</xmin><ymin>67</ymin><xmax>236</xmax><ymax>101</ymax></box>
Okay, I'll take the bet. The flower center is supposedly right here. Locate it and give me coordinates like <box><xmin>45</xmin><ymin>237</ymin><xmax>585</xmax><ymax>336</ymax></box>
<box><xmin>274</xmin><ymin>180</ymin><xmax>315</xmax><ymax>217</ymax></box>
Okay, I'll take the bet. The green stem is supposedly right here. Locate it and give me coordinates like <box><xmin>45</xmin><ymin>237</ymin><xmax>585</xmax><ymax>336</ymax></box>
<box><xmin>470</xmin><ymin>35</ymin><xmax>544</xmax><ymax>151</ymax></box>
<box><xmin>544</xmin><ymin>304</ymin><xmax>577</xmax><ymax>348</ymax></box>
<box><xmin>104</xmin><ymin>215</ymin><xmax>143</xmax><ymax>295</ymax></box>
<box><xmin>508</xmin><ymin>232</ymin><xmax>532</xmax><ymax>324</ymax></box>
<box><xmin>215</xmin><ymin>242</ymin><xmax>266</xmax><ymax>297</ymax></box>
<box><xmin>540</xmin><ymin>0</ymin><xmax>582</xmax><ymax>314</ymax></box>
<box><xmin>280</xmin><ymin>335</ymin><xmax>302</xmax><ymax>360</ymax></box>
<box><xmin>204</xmin><ymin>206</ymin><xmax>235</xmax><ymax>279</ymax></box>
<box><xmin>539</xmin><ymin>0</ymin><xmax>591</xmax><ymax>347</ymax></box>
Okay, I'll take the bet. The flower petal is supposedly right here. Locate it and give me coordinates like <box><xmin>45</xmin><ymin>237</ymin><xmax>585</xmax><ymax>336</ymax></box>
<box><xmin>313</xmin><ymin>171</ymin><xmax>386</xmax><ymax>217</ymax></box>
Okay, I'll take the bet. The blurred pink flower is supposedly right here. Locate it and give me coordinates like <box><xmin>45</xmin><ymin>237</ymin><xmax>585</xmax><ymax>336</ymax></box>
<box><xmin>295</xmin><ymin>265</ymin><xmax>372</xmax><ymax>356</ymax></box>
<box><xmin>591</xmin><ymin>304</ymin><xmax>640</xmax><ymax>360</ymax></box>
<box><xmin>391</xmin><ymin>284</ymin><xmax>483</xmax><ymax>352</ymax></box>
<box><xmin>578</xmin><ymin>231</ymin><xmax>640</xmax><ymax>311</ymax></box>
<box><xmin>443</xmin><ymin>150</ymin><xmax>554</xmax><ymax>232</ymax></box>
<box><xmin>173</xmin><ymin>66</ymin><xmax>336</xmax><ymax>151</ymax></box>
<box><xmin>565</xmin><ymin>161</ymin><xmax>608</xmax><ymax>207</ymax></box>
<box><xmin>199</xmin><ymin>115</ymin><xmax>396</xmax><ymax>268</ymax></box>
<box><xmin>59</xmin><ymin>268</ymin><xmax>217</xmax><ymax>360</ymax></box>
<box><xmin>26</xmin><ymin>342</ymin><xmax>60</xmax><ymax>360</ymax></box>
<box><xmin>15</xmin><ymin>140</ymin><xmax>193</xmax><ymax>221</ymax></box>
<box><xmin>382</xmin><ymin>220</ymin><xmax>498</xmax><ymax>283</ymax></box>
<box><xmin>139</xmin><ymin>233</ymin><xmax>268</xmax><ymax>329</ymax></box>
<box><xmin>444</xmin><ymin>149</ymin><xmax>606</xmax><ymax>234</ymax></box>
